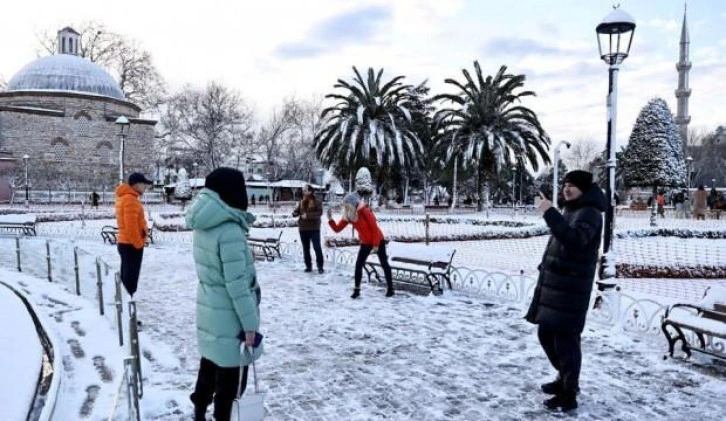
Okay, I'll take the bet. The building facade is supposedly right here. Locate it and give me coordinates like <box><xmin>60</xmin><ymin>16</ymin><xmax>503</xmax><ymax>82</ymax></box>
<box><xmin>0</xmin><ymin>27</ymin><xmax>156</xmax><ymax>201</ymax></box>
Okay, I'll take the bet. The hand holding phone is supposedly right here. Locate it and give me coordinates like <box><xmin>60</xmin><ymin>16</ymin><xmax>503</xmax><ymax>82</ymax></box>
<box><xmin>537</xmin><ymin>191</ymin><xmax>553</xmax><ymax>214</ymax></box>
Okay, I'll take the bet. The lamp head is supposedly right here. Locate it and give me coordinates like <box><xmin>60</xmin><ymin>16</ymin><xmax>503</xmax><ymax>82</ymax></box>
<box><xmin>115</xmin><ymin>115</ymin><xmax>130</xmax><ymax>135</ymax></box>
<box><xmin>596</xmin><ymin>7</ymin><xmax>636</xmax><ymax>65</ymax></box>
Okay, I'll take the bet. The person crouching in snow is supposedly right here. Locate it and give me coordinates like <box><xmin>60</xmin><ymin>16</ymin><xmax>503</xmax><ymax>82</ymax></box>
<box><xmin>186</xmin><ymin>167</ymin><xmax>262</xmax><ymax>421</ymax></box>
<box><xmin>328</xmin><ymin>193</ymin><xmax>394</xmax><ymax>299</ymax></box>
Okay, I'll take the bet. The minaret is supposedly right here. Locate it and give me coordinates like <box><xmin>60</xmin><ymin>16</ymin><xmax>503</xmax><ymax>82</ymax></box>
<box><xmin>56</xmin><ymin>27</ymin><xmax>80</xmax><ymax>55</ymax></box>
<box><xmin>674</xmin><ymin>4</ymin><xmax>691</xmax><ymax>150</ymax></box>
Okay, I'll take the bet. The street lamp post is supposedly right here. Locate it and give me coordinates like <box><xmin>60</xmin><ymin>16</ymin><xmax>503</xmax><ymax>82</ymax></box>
<box><xmin>685</xmin><ymin>156</ymin><xmax>693</xmax><ymax>190</ymax></box>
<box><xmin>192</xmin><ymin>162</ymin><xmax>198</xmax><ymax>179</ymax></box>
<box><xmin>596</xmin><ymin>6</ymin><xmax>636</xmax><ymax>280</ymax></box>
<box><xmin>115</xmin><ymin>116</ymin><xmax>130</xmax><ymax>185</ymax></box>
<box><xmin>552</xmin><ymin>141</ymin><xmax>571</xmax><ymax>205</ymax></box>
<box><xmin>22</xmin><ymin>154</ymin><xmax>29</xmax><ymax>208</ymax></box>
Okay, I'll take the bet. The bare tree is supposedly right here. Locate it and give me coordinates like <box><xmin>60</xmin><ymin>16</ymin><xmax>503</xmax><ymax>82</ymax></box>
<box><xmin>36</xmin><ymin>21</ymin><xmax>166</xmax><ymax>111</ymax></box>
<box><xmin>687</xmin><ymin>127</ymin><xmax>726</xmax><ymax>187</ymax></box>
<box><xmin>563</xmin><ymin>138</ymin><xmax>602</xmax><ymax>172</ymax></box>
<box><xmin>159</xmin><ymin>82</ymin><xmax>255</xmax><ymax>173</ymax></box>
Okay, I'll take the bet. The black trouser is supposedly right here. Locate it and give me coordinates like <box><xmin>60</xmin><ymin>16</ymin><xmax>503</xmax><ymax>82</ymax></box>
<box><xmin>354</xmin><ymin>241</ymin><xmax>393</xmax><ymax>289</ymax></box>
<box><xmin>299</xmin><ymin>230</ymin><xmax>324</xmax><ymax>270</ymax></box>
<box><xmin>190</xmin><ymin>357</ymin><xmax>249</xmax><ymax>421</ymax></box>
<box><xmin>537</xmin><ymin>325</ymin><xmax>582</xmax><ymax>393</ymax></box>
<box><xmin>117</xmin><ymin>243</ymin><xmax>144</xmax><ymax>296</ymax></box>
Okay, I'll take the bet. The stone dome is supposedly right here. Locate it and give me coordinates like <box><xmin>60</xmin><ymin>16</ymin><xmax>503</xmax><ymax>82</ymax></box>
<box><xmin>7</xmin><ymin>54</ymin><xmax>125</xmax><ymax>100</ymax></box>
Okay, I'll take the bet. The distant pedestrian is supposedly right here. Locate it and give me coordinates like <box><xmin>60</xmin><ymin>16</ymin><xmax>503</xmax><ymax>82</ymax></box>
<box><xmin>674</xmin><ymin>190</ymin><xmax>686</xmax><ymax>218</ymax></box>
<box><xmin>656</xmin><ymin>192</ymin><xmax>665</xmax><ymax>218</ymax></box>
<box><xmin>186</xmin><ymin>167</ymin><xmax>262</xmax><ymax>421</ymax></box>
<box><xmin>293</xmin><ymin>184</ymin><xmax>324</xmax><ymax>273</ymax></box>
<box><xmin>708</xmin><ymin>188</ymin><xmax>719</xmax><ymax>210</ymax></box>
<box><xmin>115</xmin><ymin>173</ymin><xmax>153</xmax><ymax>296</ymax></box>
<box><xmin>525</xmin><ymin>170</ymin><xmax>606</xmax><ymax>412</ymax></box>
<box><xmin>250</xmin><ymin>194</ymin><xmax>256</xmax><ymax>207</ymax></box>
<box><xmin>328</xmin><ymin>193</ymin><xmax>394</xmax><ymax>299</ymax></box>
<box><xmin>90</xmin><ymin>190</ymin><xmax>100</xmax><ymax>208</ymax></box>
<box><xmin>693</xmin><ymin>185</ymin><xmax>708</xmax><ymax>220</ymax></box>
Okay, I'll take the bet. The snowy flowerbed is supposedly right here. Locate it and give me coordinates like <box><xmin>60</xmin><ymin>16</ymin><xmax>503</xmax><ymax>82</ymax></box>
<box><xmin>617</xmin><ymin>263</ymin><xmax>726</xmax><ymax>279</ymax></box>
<box><xmin>0</xmin><ymin>210</ymin><xmax>115</xmax><ymax>222</ymax></box>
<box><xmin>324</xmin><ymin>225</ymin><xmax>550</xmax><ymax>247</ymax></box>
<box><xmin>374</xmin><ymin>216</ymin><xmax>534</xmax><ymax>227</ymax></box>
<box><xmin>616</xmin><ymin>227</ymin><xmax>726</xmax><ymax>239</ymax></box>
<box><xmin>152</xmin><ymin>212</ymin><xmax>298</xmax><ymax>231</ymax></box>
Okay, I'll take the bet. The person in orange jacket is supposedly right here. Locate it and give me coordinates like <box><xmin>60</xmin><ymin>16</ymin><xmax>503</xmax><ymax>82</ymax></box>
<box><xmin>328</xmin><ymin>193</ymin><xmax>394</xmax><ymax>299</ymax></box>
<box><xmin>115</xmin><ymin>172</ymin><xmax>153</xmax><ymax>296</ymax></box>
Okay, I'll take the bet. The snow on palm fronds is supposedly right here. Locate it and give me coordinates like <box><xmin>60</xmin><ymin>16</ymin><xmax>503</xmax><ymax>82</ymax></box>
<box><xmin>315</xmin><ymin>67</ymin><xmax>424</xmax><ymax>176</ymax></box>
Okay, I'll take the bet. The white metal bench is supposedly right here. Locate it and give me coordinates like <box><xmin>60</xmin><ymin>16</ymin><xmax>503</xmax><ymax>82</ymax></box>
<box><xmin>364</xmin><ymin>242</ymin><xmax>456</xmax><ymax>294</ymax></box>
<box><xmin>0</xmin><ymin>214</ymin><xmax>37</xmax><ymax>236</ymax></box>
<box><xmin>662</xmin><ymin>286</ymin><xmax>726</xmax><ymax>360</ymax></box>
<box><xmin>247</xmin><ymin>228</ymin><xmax>283</xmax><ymax>261</ymax></box>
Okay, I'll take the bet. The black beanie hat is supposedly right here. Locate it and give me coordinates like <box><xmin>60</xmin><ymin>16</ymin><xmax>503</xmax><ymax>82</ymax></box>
<box><xmin>563</xmin><ymin>170</ymin><xmax>594</xmax><ymax>192</ymax></box>
<box><xmin>204</xmin><ymin>167</ymin><xmax>248</xmax><ymax>211</ymax></box>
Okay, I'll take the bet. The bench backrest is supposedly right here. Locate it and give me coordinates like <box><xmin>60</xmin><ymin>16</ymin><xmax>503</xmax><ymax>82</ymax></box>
<box><xmin>697</xmin><ymin>286</ymin><xmax>726</xmax><ymax>321</ymax></box>
<box><xmin>0</xmin><ymin>214</ymin><xmax>37</xmax><ymax>225</ymax></box>
<box><xmin>248</xmin><ymin>228</ymin><xmax>283</xmax><ymax>241</ymax></box>
<box><xmin>387</xmin><ymin>242</ymin><xmax>456</xmax><ymax>268</ymax></box>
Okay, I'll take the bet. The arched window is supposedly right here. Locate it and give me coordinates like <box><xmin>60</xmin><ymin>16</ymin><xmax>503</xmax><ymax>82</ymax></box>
<box><xmin>96</xmin><ymin>141</ymin><xmax>113</xmax><ymax>164</ymax></box>
<box><xmin>62</xmin><ymin>37</ymin><xmax>66</xmax><ymax>53</ymax></box>
<box><xmin>51</xmin><ymin>138</ymin><xmax>69</xmax><ymax>162</ymax></box>
<box><xmin>74</xmin><ymin>111</ymin><xmax>92</xmax><ymax>137</ymax></box>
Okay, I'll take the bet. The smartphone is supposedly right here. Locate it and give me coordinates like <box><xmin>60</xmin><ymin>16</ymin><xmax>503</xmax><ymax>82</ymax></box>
<box><xmin>237</xmin><ymin>331</ymin><xmax>264</xmax><ymax>348</ymax></box>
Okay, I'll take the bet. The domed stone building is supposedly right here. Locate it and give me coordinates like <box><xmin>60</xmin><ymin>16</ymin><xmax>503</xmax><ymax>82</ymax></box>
<box><xmin>0</xmin><ymin>27</ymin><xmax>156</xmax><ymax>202</ymax></box>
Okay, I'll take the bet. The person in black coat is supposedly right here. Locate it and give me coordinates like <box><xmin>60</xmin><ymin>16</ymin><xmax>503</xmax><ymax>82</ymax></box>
<box><xmin>525</xmin><ymin>170</ymin><xmax>606</xmax><ymax>412</ymax></box>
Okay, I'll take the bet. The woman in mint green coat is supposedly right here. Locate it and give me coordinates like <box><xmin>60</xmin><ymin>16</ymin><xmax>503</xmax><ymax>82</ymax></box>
<box><xmin>186</xmin><ymin>167</ymin><xmax>262</xmax><ymax>421</ymax></box>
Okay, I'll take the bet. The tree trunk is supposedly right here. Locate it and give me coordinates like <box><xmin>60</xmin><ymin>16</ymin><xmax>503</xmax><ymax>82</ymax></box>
<box><xmin>650</xmin><ymin>185</ymin><xmax>658</xmax><ymax>227</ymax></box>
<box><xmin>476</xmin><ymin>166</ymin><xmax>483</xmax><ymax>212</ymax></box>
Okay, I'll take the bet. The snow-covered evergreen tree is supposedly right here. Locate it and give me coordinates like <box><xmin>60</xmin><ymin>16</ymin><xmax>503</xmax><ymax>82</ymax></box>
<box><xmin>174</xmin><ymin>168</ymin><xmax>192</xmax><ymax>206</ymax></box>
<box><xmin>355</xmin><ymin>167</ymin><xmax>374</xmax><ymax>196</ymax></box>
<box><xmin>621</xmin><ymin>98</ymin><xmax>686</xmax><ymax>188</ymax></box>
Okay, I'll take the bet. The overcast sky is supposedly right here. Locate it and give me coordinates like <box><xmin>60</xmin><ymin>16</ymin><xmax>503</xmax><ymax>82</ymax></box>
<box><xmin>1</xmin><ymin>0</ymin><xmax>723</xmax><ymax>149</ymax></box>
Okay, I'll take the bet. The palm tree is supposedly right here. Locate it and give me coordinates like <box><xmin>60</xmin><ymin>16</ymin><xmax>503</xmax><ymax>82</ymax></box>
<box><xmin>434</xmin><ymin>61</ymin><xmax>551</xmax><ymax>211</ymax></box>
<box><xmin>315</xmin><ymin>67</ymin><xmax>424</xmax><ymax>191</ymax></box>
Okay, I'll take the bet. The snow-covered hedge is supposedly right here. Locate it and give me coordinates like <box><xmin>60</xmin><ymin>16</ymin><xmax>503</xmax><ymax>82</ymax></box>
<box><xmin>616</xmin><ymin>228</ymin><xmax>726</xmax><ymax>239</ymax></box>
<box><xmin>0</xmin><ymin>211</ymin><xmax>115</xmax><ymax>222</ymax></box>
<box><xmin>325</xmin><ymin>225</ymin><xmax>550</xmax><ymax>247</ymax></box>
<box><xmin>617</xmin><ymin>263</ymin><xmax>726</xmax><ymax>279</ymax></box>
<box><xmin>374</xmin><ymin>216</ymin><xmax>534</xmax><ymax>227</ymax></box>
<box><xmin>153</xmin><ymin>212</ymin><xmax>298</xmax><ymax>231</ymax></box>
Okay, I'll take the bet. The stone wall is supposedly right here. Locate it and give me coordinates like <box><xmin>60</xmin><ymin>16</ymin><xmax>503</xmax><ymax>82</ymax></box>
<box><xmin>0</xmin><ymin>91</ymin><xmax>156</xmax><ymax>190</ymax></box>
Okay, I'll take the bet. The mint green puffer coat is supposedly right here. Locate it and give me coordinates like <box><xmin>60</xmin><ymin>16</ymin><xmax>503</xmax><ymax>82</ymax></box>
<box><xmin>186</xmin><ymin>189</ymin><xmax>260</xmax><ymax>367</ymax></box>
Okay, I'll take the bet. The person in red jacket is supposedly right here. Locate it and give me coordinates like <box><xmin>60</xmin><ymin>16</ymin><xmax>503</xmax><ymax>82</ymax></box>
<box><xmin>328</xmin><ymin>193</ymin><xmax>394</xmax><ymax>299</ymax></box>
<box><xmin>115</xmin><ymin>172</ymin><xmax>153</xmax><ymax>296</ymax></box>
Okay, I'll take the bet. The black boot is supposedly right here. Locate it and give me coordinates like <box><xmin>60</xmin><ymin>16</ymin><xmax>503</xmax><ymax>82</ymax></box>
<box><xmin>544</xmin><ymin>392</ymin><xmax>578</xmax><ymax>412</ymax></box>
<box><xmin>385</xmin><ymin>287</ymin><xmax>395</xmax><ymax>297</ymax></box>
<box><xmin>351</xmin><ymin>289</ymin><xmax>360</xmax><ymax>299</ymax></box>
<box><xmin>193</xmin><ymin>405</ymin><xmax>207</xmax><ymax>421</ymax></box>
<box><xmin>540</xmin><ymin>378</ymin><xmax>563</xmax><ymax>395</ymax></box>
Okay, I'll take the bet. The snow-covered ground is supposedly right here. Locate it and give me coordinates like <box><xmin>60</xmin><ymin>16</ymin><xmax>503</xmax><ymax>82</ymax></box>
<box><xmin>1</xmin><ymin>208</ymin><xmax>725</xmax><ymax>420</ymax></box>
<box><xmin>0</xmin><ymin>281</ymin><xmax>42</xmax><ymax>421</ymax></box>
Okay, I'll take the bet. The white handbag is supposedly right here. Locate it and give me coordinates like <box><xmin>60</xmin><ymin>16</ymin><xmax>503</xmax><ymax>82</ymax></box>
<box><xmin>231</xmin><ymin>348</ymin><xmax>266</xmax><ymax>421</ymax></box>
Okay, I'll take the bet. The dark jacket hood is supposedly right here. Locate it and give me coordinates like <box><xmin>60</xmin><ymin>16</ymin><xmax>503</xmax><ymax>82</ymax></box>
<box><xmin>564</xmin><ymin>185</ymin><xmax>607</xmax><ymax>213</ymax></box>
